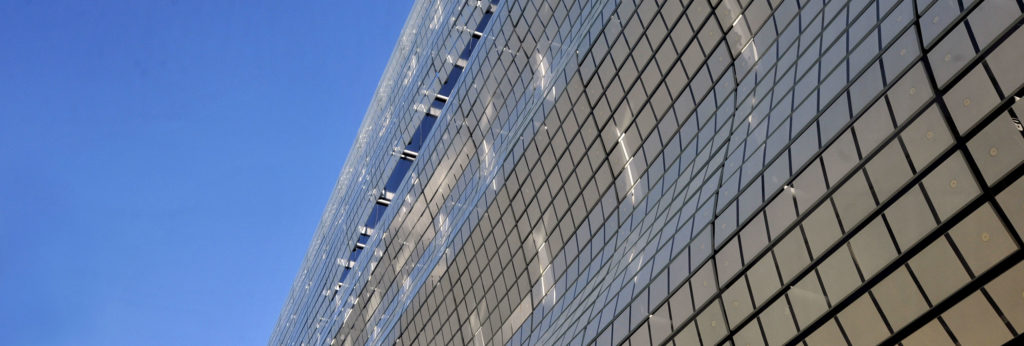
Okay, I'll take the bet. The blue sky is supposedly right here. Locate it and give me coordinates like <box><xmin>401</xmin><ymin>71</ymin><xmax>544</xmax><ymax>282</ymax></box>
<box><xmin>0</xmin><ymin>1</ymin><xmax>413</xmax><ymax>345</ymax></box>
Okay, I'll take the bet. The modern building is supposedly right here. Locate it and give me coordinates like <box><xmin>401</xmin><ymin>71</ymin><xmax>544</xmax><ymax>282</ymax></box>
<box><xmin>271</xmin><ymin>0</ymin><xmax>1024</xmax><ymax>344</ymax></box>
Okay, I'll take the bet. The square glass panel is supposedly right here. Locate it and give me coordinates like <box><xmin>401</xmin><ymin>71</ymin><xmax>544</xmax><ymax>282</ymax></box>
<box><xmin>669</xmin><ymin>281</ymin><xmax>695</xmax><ymax>328</ymax></box>
<box><xmin>765</xmin><ymin>193</ymin><xmax>797</xmax><ymax>239</ymax></box>
<box><xmin>885</xmin><ymin>186</ymin><xmax>938</xmax><ymax>250</ymax></box>
<box><xmin>691</xmin><ymin>261</ymin><xmax>718</xmax><ymax>307</ymax></box>
<box><xmin>966</xmin><ymin>0</ymin><xmax>1020</xmax><ymax>49</ymax></box>
<box><xmin>872</xmin><ymin>267</ymin><xmax>929</xmax><ymax>330</ymax></box>
<box><xmin>691</xmin><ymin>226</ymin><xmax>715</xmax><ymax>264</ymax></box>
<box><xmin>832</xmin><ymin>172</ymin><xmax>877</xmax><ymax>228</ymax></box>
<box><xmin>837</xmin><ymin>295</ymin><xmax>890</xmax><ymax>346</ymax></box>
<box><xmin>854</xmin><ymin>99</ymin><xmax>896</xmax><ymax>154</ymax></box>
<box><xmin>788</xmin><ymin>271</ymin><xmax>828</xmax><ymax>328</ymax></box>
<box><xmin>738</xmin><ymin>181</ymin><xmax>764</xmax><ymax>222</ymax></box>
<box><xmin>942</xmin><ymin>292</ymin><xmax>1014</xmax><ymax>346</ymax></box>
<box><xmin>986</xmin><ymin>25</ymin><xmax>1024</xmax><ymax>93</ymax></box>
<box><xmin>696</xmin><ymin>299</ymin><xmax>729</xmax><ymax>344</ymax></box>
<box><xmin>849</xmin><ymin>217</ymin><xmax>899</xmax><ymax>278</ymax></box>
<box><xmin>927</xmin><ymin>25</ymin><xmax>976</xmax><ymax>87</ymax></box>
<box><xmin>966</xmin><ymin>113</ymin><xmax>1024</xmax><ymax>185</ymax></box>
<box><xmin>759</xmin><ymin>297</ymin><xmax>797</xmax><ymax>346</ymax></box>
<box><xmin>817</xmin><ymin>246</ymin><xmax>864</xmax><ymax>301</ymax></box>
<box><xmin>818</xmin><ymin>97</ymin><xmax>850</xmax><ymax>142</ymax></box>
<box><xmin>773</xmin><ymin>229</ymin><xmax>811</xmax><ymax>283</ymax></box>
<box><xmin>943</xmin><ymin>66</ymin><xmax>1000</xmax><ymax>135</ymax></box>
<box><xmin>764</xmin><ymin>138</ymin><xmax>789</xmax><ymax>183</ymax></box>
<box><xmin>865</xmin><ymin>140</ymin><xmax>914</xmax><ymax>201</ymax></box>
<box><xmin>740</xmin><ymin>214</ymin><xmax>770</xmax><ymax>261</ymax></box>
<box><xmin>849</xmin><ymin>63</ymin><xmax>884</xmax><ymax>114</ymax></box>
<box><xmin>790</xmin><ymin>125</ymin><xmax>820</xmax><ymax>170</ymax></box>
<box><xmin>900</xmin><ymin>319</ymin><xmax>955</xmax><ymax>346</ymax></box>
<box><xmin>900</xmin><ymin>105</ymin><xmax>953</xmax><ymax>170</ymax></box>
<box><xmin>909</xmin><ymin>239</ymin><xmax>970</xmax><ymax>302</ymax></box>
<box><xmin>804</xmin><ymin>318</ymin><xmax>846</xmax><ymax>346</ymax></box>
<box><xmin>995</xmin><ymin>176</ymin><xmax>1024</xmax><ymax>239</ymax></box>
<box><xmin>650</xmin><ymin>304</ymin><xmax>673</xmax><ymax>343</ymax></box>
<box><xmin>802</xmin><ymin>203</ymin><xmax>843</xmax><ymax>258</ymax></box>
<box><xmin>722</xmin><ymin>276</ymin><xmax>755</xmax><ymax>329</ymax></box>
<box><xmin>821</xmin><ymin>130</ymin><xmax>860</xmax><ymax>186</ymax></box>
<box><xmin>983</xmin><ymin>263</ymin><xmax>1024</xmax><ymax>331</ymax></box>
<box><xmin>746</xmin><ymin>255</ymin><xmax>782</xmax><ymax>306</ymax></box>
<box><xmin>731</xmin><ymin>319</ymin><xmax>767</xmax><ymax>346</ymax></box>
<box><xmin>881</xmin><ymin>29</ymin><xmax>920</xmax><ymax>83</ymax></box>
<box><xmin>793</xmin><ymin>162</ymin><xmax>828</xmax><ymax>213</ymax></box>
<box><xmin>887</xmin><ymin>64</ymin><xmax>933</xmax><ymax>124</ymax></box>
<box><xmin>716</xmin><ymin>236</ymin><xmax>743</xmax><ymax>283</ymax></box>
<box><xmin>920</xmin><ymin>152</ymin><xmax>980</xmax><ymax>221</ymax></box>
<box><xmin>947</xmin><ymin>204</ymin><xmax>1017</xmax><ymax>274</ymax></box>
<box><xmin>669</xmin><ymin>245</ymin><xmax>692</xmax><ymax>288</ymax></box>
<box><xmin>919</xmin><ymin>0</ymin><xmax>960</xmax><ymax>44</ymax></box>
<box><xmin>672</xmin><ymin>321</ymin><xmax>701</xmax><ymax>346</ymax></box>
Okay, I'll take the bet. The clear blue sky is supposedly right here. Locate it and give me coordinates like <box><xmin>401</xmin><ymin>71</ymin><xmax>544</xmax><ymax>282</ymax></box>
<box><xmin>0</xmin><ymin>1</ymin><xmax>413</xmax><ymax>345</ymax></box>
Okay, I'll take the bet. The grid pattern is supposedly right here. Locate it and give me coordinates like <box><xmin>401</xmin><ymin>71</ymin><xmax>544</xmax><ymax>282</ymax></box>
<box><xmin>271</xmin><ymin>0</ymin><xmax>1024</xmax><ymax>345</ymax></box>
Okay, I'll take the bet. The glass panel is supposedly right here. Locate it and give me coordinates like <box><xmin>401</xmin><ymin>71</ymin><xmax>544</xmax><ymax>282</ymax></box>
<box><xmin>987</xmin><ymin>25</ymin><xmax>1024</xmax><ymax>92</ymax></box>
<box><xmin>995</xmin><ymin>176</ymin><xmax>1024</xmax><ymax>239</ymax></box>
<box><xmin>900</xmin><ymin>319</ymin><xmax>955</xmax><ymax>346</ymax></box>
<box><xmin>885</xmin><ymin>186</ymin><xmax>938</xmax><ymax>250</ymax></box>
<box><xmin>927</xmin><ymin>25</ymin><xmax>975</xmax><ymax>86</ymax></box>
<box><xmin>672</xmin><ymin>321</ymin><xmax>701</xmax><ymax>346</ymax></box>
<box><xmin>629</xmin><ymin>320</ymin><xmax>652</xmax><ymax>345</ymax></box>
<box><xmin>849</xmin><ymin>64</ymin><xmax>884</xmax><ymax>114</ymax></box>
<box><xmin>697</xmin><ymin>300</ymin><xmax>729</xmax><ymax>344</ymax></box>
<box><xmin>793</xmin><ymin>162</ymin><xmax>827</xmax><ymax>213</ymax></box>
<box><xmin>966</xmin><ymin>113</ymin><xmax>1024</xmax><ymax>185</ymax></box>
<box><xmin>966</xmin><ymin>0</ymin><xmax>1020</xmax><ymax>49</ymax></box>
<box><xmin>921</xmin><ymin>152</ymin><xmax>980</xmax><ymax>220</ymax></box>
<box><xmin>739</xmin><ymin>214</ymin><xmax>770</xmax><ymax>262</ymax></box>
<box><xmin>691</xmin><ymin>261</ymin><xmax>718</xmax><ymax>308</ymax></box>
<box><xmin>802</xmin><ymin>203</ymin><xmax>843</xmax><ymax>258</ymax></box>
<box><xmin>849</xmin><ymin>217</ymin><xmax>898</xmax><ymax>278</ymax></box>
<box><xmin>818</xmin><ymin>246</ymin><xmax>864</xmax><ymax>301</ymax></box>
<box><xmin>716</xmin><ymin>236</ymin><xmax>743</xmax><ymax>283</ymax></box>
<box><xmin>983</xmin><ymin>263</ymin><xmax>1024</xmax><ymax>331</ymax></box>
<box><xmin>731</xmin><ymin>319</ymin><xmax>766</xmax><ymax>346</ymax></box>
<box><xmin>669</xmin><ymin>281</ymin><xmax>695</xmax><ymax>329</ymax></box>
<box><xmin>788</xmin><ymin>271</ymin><xmax>828</xmax><ymax>328</ymax></box>
<box><xmin>909</xmin><ymin>239</ymin><xmax>970</xmax><ymax>302</ymax></box>
<box><xmin>942</xmin><ymin>292</ymin><xmax>1014</xmax><ymax>345</ymax></box>
<box><xmin>837</xmin><ymin>295</ymin><xmax>890</xmax><ymax>346</ymax></box>
<box><xmin>746</xmin><ymin>255</ymin><xmax>782</xmax><ymax>306</ymax></box>
<box><xmin>943</xmin><ymin>66</ymin><xmax>1000</xmax><ymax>135</ymax></box>
<box><xmin>887</xmin><ymin>64</ymin><xmax>932</xmax><ymax>124</ymax></box>
<box><xmin>765</xmin><ymin>193</ymin><xmax>797</xmax><ymax>239</ymax></box>
<box><xmin>872</xmin><ymin>267</ymin><xmax>929</xmax><ymax>330</ymax></box>
<box><xmin>773</xmin><ymin>229</ymin><xmax>811</xmax><ymax>283</ymax></box>
<box><xmin>900</xmin><ymin>105</ymin><xmax>954</xmax><ymax>170</ymax></box>
<box><xmin>821</xmin><ymin>130</ymin><xmax>859</xmax><ymax>186</ymax></box>
<box><xmin>919</xmin><ymin>0</ymin><xmax>960</xmax><ymax>45</ymax></box>
<box><xmin>853</xmin><ymin>99</ymin><xmax>896</xmax><ymax>154</ymax></box>
<box><xmin>804</xmin><ymin>318</ymin><xmax>847</xmax><ymax>346</ymax></box>
<box><xmin>832</xmin><ymin>172</ymin><xmax>877</xmax><ymax>228</ymax></box>
<box><xmin>759</xmin><ymin>297</ymin><xmax>797</xmax><ymax>346</ymax></box>
<box><xmin>650</xmin><ymin>304</ymin><xmax>673</xmax><ymax>343</ymax></box>
<box><xmin>722</xmin><ymin>276</ymin><xmax>754</xmax><ymax>329</ymax></box>
<box><xmin>947</xmin><ymin>204</ymin><xmax>1017</xmax><ymax>274</ymax></box>
<box><xmin>881</xmin><ymin>29</ymin><xmax>920</xmax><ymax>83</ymax></box>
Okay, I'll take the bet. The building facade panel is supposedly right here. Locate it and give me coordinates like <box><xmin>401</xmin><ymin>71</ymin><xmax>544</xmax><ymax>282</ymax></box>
<box><xmin>273</xmin><ymin>0</ymin><xmax>1024</xmax><ymax>345</ymax></box>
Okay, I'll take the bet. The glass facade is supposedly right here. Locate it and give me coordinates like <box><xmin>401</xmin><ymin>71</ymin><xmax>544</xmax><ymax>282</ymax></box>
<box><xmin>272</xmin><ymin>0</ymin><xmax>1024</xmax><ymax>345</ymax></box>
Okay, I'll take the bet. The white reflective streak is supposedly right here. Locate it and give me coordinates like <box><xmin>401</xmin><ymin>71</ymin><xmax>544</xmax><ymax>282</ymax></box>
<box><xmin>615</xmin><ymin>127</ymin><xmax>637</xmax><ymax>203</ymax></box>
